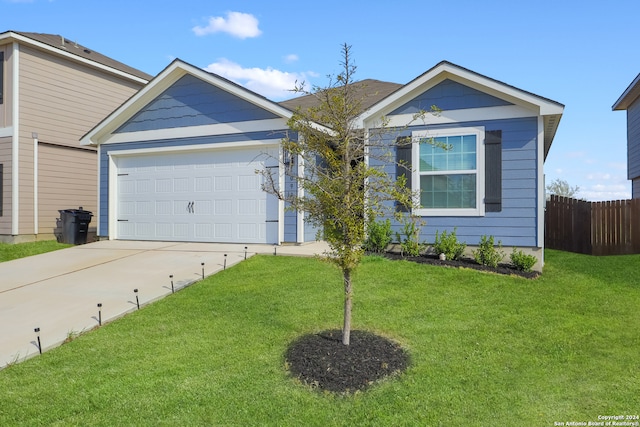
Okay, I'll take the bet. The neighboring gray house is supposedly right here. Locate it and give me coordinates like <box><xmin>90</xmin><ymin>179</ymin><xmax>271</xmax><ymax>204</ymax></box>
<box><xmin>0</xmin><ymin>31</ymin><xmax>151</xmax><ymax>242</ymax></box>
<box><xmin>613</xmin><ymin>73</ymin><xmax>640</xmax><ymax>199</ymax></box>
<box><xmin>81</xmin><ymin>59</ymin><xmax>564</xmax><ymax>268</ymax></box>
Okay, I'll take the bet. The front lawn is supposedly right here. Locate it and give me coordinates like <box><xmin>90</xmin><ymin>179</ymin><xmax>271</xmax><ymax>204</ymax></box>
<box><xmin>0</xmin><ymin>250</ymin><xmax>638</xmax><ymax>426</ymax></box>
<box><xmin>0</xmin><ymin>240</ymin><xmax>71</xmax><ymax>262</ymax></box>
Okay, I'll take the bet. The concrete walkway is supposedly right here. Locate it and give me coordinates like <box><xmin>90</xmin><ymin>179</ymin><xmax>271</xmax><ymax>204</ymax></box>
<box><xmin>0</xmin><ymin>240</ymin><xmax>330</xmax><ymax>367</ymax></box>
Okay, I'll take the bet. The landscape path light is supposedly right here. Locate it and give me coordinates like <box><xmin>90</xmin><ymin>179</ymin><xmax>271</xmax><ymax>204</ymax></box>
<box><xmin>134</xmin><ymin>289</ymin><xmax>140</xmax><ymax>310</ymax></box>
<box><xmin>224</xmin><ymin>254</ymin><xmax>227</xmax><ymax>270</ymax></box>
<box><xmin>201</xmin><ymin>262</ymin><xmax>205</xmax><ymax>280</ymax></box>
<box><xmin>244</xmin><ymin>246</ymin><xmax>248</xmax><ymax>260</ymax></box>
<box><xmin>34</xmin><ymin>327</ymin><xmax>42</xmax><ymax>354</ymax></box>
<box><xmin>170</xmin><ymin>275</ymin><xmax>174</xmax><ymax>294</ymax></box>
<box><xmin>97</xmin><ymin>303</ymin><xmax>102</xmax><ymax>326</ymax></box>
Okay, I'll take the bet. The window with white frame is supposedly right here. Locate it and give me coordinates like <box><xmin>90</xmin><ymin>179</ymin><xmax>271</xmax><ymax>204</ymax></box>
<box><xmin>412</xmin><ymin>127</ymin><xmax>485</xmax><ymax>216</ymax></box>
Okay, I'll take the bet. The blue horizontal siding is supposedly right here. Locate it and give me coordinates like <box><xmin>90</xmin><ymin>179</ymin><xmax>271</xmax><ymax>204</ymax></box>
<box><xmin>375</xmin><ymin>116</ymin><xmax>539</xmax><ymax>248</ymax></box>
<box><xmin>633</xmin><ymin>179</ymin><xmax>640</xmax><ymax>199</ymax></box>
<box><xmin>116</xmin><ymin>74</ymin><xmax>279</xmax><ymax>133</ymax></box>
<box><xmin>627</xmin><ymin>100</ymin><xmax>640</xmax><ymax>180</ymax></box>
<box><xmin>391</xmin><ymin>79</ymin><xmax>512</xmax><ymax>115</ymax></box>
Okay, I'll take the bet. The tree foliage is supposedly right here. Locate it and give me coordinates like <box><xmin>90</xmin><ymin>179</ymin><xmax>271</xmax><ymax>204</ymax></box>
<box><xmin>260</xmin><ymin>44</ymin><xmax>437</xmax><ymax>345</ymax></box>
<box><xmin>546</xmin><ymin>178</ymin><xmax>580</xmax><ymax>198</ymax></box>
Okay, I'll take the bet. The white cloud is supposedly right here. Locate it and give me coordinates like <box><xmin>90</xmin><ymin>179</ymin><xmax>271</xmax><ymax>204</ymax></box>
<box><xmin>204</xmin><ymin>58</ymin><xmax>308</xmax><ymax>100</ymax></box>
<box><xmin>192</xmin><ymin>12</ymin><xmax>262</xmax><ymax>39</ymax></box>
<box><xmin>283</xmin><ymin>54</ymin><xmax>299</xmax><ymax>64</ymax></box>
<box><xmin>566</xmin><ymin>151</ymin><xmax>586</xmax><ymax>158</ymax></box>
<box><xmin>578</xmin><ymin>173</ymin><xmax>631</xmax><ymax>201</ymax></box>
<box><xmin>608</xmin><ymin>161</ymin><xmax>628</xmax><ymax>171</ymax></box>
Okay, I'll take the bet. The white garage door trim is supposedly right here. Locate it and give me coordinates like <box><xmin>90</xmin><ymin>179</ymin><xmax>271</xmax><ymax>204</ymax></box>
<box><xmin>107</xmin><ymin>140</ymin><xmax>284</xmax><ymax>244</ymax></box>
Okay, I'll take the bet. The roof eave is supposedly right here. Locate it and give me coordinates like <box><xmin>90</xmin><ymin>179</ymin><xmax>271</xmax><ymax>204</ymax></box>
<box><xmin>0</xmin><ymin>31</ymin><xmax>150</xmax><ymax>85</ymax></box>
<box><xmin>613</xmin><ymin>72</ymin><xmax>640</xmax><ymax>111</ymax></box>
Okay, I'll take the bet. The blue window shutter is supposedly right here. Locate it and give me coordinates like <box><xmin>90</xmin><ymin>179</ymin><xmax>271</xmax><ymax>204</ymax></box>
<box><xmin>395</xmin><ymin>137</ymin><xmax>412</xmax><ymax>212</ymax></box>
<box><xmin>485</xmin><ymin>130</ymin><xmax>502</xmax><ymax>212</ymax></box>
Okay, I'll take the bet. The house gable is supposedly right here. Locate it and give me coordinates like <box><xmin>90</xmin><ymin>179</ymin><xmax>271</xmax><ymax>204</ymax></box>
<box><xmin>390</xmin><ymin>78</ymin><xmax>512</xmax><ymax>115</ymax></box>
<box><xmin>115</xmin><ymin>74</ymin><xmax>280</xmax><ymax>133</ymax></box>
<box><xmin>82</xmin><ymin>59</ymin><xmax>294</xmax><ymax>146</ymax></box>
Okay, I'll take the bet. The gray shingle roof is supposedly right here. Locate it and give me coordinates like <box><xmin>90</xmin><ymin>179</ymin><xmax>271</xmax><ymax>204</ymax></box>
<box><xmin>7</xmin><ymin>31</ymin><xmax>152</xmax><ymax>81</ymax></box>
<box><xmin>279</xmin><ymin>79</ymin><xmax>402</xmax><ymax>112</ymax></box>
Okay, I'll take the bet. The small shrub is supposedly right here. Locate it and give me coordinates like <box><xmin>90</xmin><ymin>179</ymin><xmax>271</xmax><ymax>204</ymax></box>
<box><xmin>510</xmin><ymin>248</ymin><xmax>537</xmax><ymax>272</ymax></box>
<box><xmin>396</xmin><ymin>217</ymin><xmax>423</xmax><ymax>257</ymax></box>
<box><xmin>363</xmin><ymin>218</ymin><xmax>393</xmax><ymax>253</ymax></box>
<box><xmin>433</xmin><ymin>228</ymin><xmax>466</xmax><ymax>260</ymax></box>
<box><xmin>473</xmin><ymin>235</ymin><xmax>505</xmax><ymax>268</ymax></box>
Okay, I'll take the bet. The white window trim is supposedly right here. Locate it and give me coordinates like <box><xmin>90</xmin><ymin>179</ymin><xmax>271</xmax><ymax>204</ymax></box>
<box><xmin>411</xmin><ymin>126</ymin><xmax>485</xmax><ymax>217</ymax></box>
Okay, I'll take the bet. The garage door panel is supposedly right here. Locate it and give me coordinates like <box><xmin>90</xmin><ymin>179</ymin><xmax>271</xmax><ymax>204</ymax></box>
<box><xmin>193</xmin><ymin>200</ymin><xmax>212</xmax><ymax>215</ymax></box>
<box><xmin>173</xmin><ymin>200</ymin><xmax>192</xmax><ymax>216</ymax></box>
<box><xmin>115</xmin><ymin>147</ymin><xmax>276</xmax><ymax>244</ymax></box>
<box><xmin>215</xmin><ymin>199</ymin><xmax>233</xmax><ymax>215</ymax></box>
<box><xmin>215</xmin><ymin>176</ymin><xmax>233</xmax><ymax>191</ymax></box>
<box><xmin>238</xmin><ymin>199</ymin><xmax>259</xmax><ymax>215</ymax></box>
<box><xmin>214</xmin><ymin>223</ymin><xmax>233</xmax><ymax>239</ymax></box>
<box><xmin>155</xmin><ymin>200</ymin><xmax>172</xmax><ymax>215</ymax></box>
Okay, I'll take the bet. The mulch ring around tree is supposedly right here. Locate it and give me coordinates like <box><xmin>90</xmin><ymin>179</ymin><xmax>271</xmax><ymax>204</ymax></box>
<box><xmin>376</xmin><ymin>252</ymin><xmax>540</xmax><ymax>279</ymax></box>
<box><xmin>285</xmin><ymin>329</ymin><xmax>410</xmax><ymax>394</ymax></box>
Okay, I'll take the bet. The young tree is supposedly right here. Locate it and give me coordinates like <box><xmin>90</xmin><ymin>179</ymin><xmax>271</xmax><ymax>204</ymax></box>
<box><xmin>546</xmin><ymin>178</ymin><xmax>580</xmax><ymax>198</ymax></box>
<box><xmin>261</xmin><ymin>44</ymin><xmax>436</xmax><ymax>345</ymax></box>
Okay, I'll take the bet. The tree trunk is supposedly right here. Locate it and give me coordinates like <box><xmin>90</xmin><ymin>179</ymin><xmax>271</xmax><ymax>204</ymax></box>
<box><xmin>342</xmin><ymin>268</ymin><xmax>352</xmax><ymax>345</ymax></box>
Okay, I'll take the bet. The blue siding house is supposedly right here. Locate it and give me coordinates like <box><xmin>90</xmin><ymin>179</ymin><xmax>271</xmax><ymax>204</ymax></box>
<box><xmin>81</xmin><ymin>59</ymin><xmax>563</xmax><ymax>269</ymax></box>
<box><xmin>81</xmin><ymin>59</ymin><xmax>302</xmax><ymax>245</ymax></box>
<box><xmin>360</xmin><ymin>62</ymin><xmax>563</xmax><ymax>268</ymax></box>
<box><xmin>613</xmin><ymin>73</ymin><xmax>640</xmax><ymax>199</ymax></box>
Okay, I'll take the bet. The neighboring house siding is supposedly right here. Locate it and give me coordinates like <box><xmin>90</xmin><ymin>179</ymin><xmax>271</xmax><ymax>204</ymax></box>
<box><xmin>17</xmin><ymin>45</ymin><xmax>143</xmax><ymax>236</ymax></box>
<box><xmin>38</xmin><ymin>143</ymin><xmax>97</xmax><ymax>234</ymax></box>
<box><xmin>0</xmin><ymin>44</ymin><xmax>11</xmax><ymax>128</ymax></box>
<box><xmin>390</xmin><ymin>79</ymin><xmax>513</xmax><ymax>114</ymax></box>
<box><xmin>97</xmin><ymin>130</ymin><xmax>286</xmax><ymax>237</ymax></box>
<box><xmin>633</xmin><ymin>178</ymin><xmax>640</xmax><ymax>199</ymax></box>
<box><xmin>377</xmin><ymin>116</ymin><xmax>538</xmax><ymax>247</ymax></box>
<box><xmin>116</xmin><ymin>74</ymin><xmax>279</xmax><ymax>133</ymax></box>
<box><xmin>0</xmin><ymin>136</ymin><xmax>11</xmax><ymax>234</ymax></box>
<box><xmin>626</xmin><ymin>99</ymin><xmax>640</xmax><ymax>181</ymax></box>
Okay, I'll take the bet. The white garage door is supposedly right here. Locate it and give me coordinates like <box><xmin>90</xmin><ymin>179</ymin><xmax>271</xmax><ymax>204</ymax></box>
<box><xmin>115</xmin><ymin>147</ymin><xmax>279</xmax><ymax>244</ymax></box>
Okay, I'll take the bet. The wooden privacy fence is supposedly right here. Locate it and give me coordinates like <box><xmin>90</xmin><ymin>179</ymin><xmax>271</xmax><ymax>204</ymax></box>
<box><xmin>545</xmin><ymin>195</ymin><xmax>640</xmax><ymax>255</ymax></box>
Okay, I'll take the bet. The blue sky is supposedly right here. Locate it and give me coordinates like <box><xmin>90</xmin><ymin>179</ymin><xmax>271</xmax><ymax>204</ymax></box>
<box><xmin>3</xmin><ymin>0</ymin><xmax>640</xmax><ymax>200</ymax></box>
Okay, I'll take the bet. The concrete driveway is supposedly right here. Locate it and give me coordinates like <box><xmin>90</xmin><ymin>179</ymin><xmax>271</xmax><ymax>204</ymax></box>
<box><xmin>0</xmin><ymin>240</ymin><xmax>329</xmax><ymax>367</ymax></box>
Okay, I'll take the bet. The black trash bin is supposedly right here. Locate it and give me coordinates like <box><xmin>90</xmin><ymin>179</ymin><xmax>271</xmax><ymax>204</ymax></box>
<box><xmin>58</xmin><ymin>207</ymin><xmax>93</xmax><ymax>245</ymax></box>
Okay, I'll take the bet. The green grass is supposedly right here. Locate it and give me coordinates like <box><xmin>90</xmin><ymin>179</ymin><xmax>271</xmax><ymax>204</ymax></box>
<box><xmin>0</xmin><ymin>240</ymin><xmax>72</xmax><ymax>262</ymax></box>
<box><xmin>0</xmin><ymin>250</ymin><xmax>638</xmax><ymax>426</ymax></box>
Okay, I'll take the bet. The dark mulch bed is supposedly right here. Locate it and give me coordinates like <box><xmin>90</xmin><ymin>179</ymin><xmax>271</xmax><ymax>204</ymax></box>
<box><xmin>285</xmin><ymin>329</ymin><xmax>409</xmax><ymax>393</ymax></box>
<box><xmin>376</xmin><ymin>252</ymin><xmax>540</xmax><ymax>279</ymax></box>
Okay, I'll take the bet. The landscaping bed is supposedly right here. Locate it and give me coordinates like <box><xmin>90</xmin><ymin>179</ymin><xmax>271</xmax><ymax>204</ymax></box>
<box><xmin>373</xmin><ymin>251</ymin><xmax>541</xmax><ymax>279</ymax></box>
<box><xmin>285</xmin><ymin>329</ymin><xmax>409</xmax><ymax>393</ymax></box>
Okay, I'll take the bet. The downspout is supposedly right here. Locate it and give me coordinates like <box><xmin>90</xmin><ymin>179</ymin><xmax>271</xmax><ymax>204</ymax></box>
<box><xmin>95</xmin><ymin>146</ymin><xmax>101</xmax><ymax>239</ymax></box>
<box><xmin>11</xmin><ymin>42</ymin><xmax>19</xmax><ymax>236</ymax></box>
<box><xmin>278</xmin><ymin>146</ymin><xmax>285</xmax><ymax>244</ymax></box>
<box><xmin>32</xmin><ymin>132</ymin><xmax>38</xmax><ymax>236</ymax></box>
<box><xmin>537</xmin><ymin>116</ymin><xmax>545</xmax><ymax>266</ymax></box>
<box><xmin>296</xmin><ymin>153</ymin><xmax>304</xmax><ymax>243</ymax></box>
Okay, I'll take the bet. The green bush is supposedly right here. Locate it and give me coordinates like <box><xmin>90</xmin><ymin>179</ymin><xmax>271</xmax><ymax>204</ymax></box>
<box><xmin>433</xmin><ymin>228</ymin><xmax>466</xmax><ymax>260</ymax></box>
<box><xmin>473</xmin><ymin>235</ymin><xmax>505</xmax><ymax>268</ymax></box>
<box><xmin>396</xmin><ymin>217</ymin><xmax>423</xmax><ymax>257</ymax></box>
<box><xmin>363</xmin><ymin>218</ymin><xmax>393</xmax><ymax>253</ymax></box>
<box><xmin>510</xmin><ymin>248</ymin><xmax>538</xmax><ymax>272</ymax></box>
